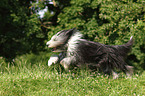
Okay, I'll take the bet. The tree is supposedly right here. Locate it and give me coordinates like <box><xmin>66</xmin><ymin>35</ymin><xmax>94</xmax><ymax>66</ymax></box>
<box><xmin>40</xmin><ymin>0</ymin><xmax>145</xmax><ymax>70</ymax></box>
<box><xmin>0</xmin><ymin>0</ymin><xmax>47</xmax><ymax>61</ymax></box>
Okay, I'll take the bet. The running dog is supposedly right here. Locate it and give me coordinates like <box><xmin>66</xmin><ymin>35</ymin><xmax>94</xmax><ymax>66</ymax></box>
<box><xmin>46</xmin><ymin>28</ymin><xmax>133</xmax><ymax>78</ymax></box>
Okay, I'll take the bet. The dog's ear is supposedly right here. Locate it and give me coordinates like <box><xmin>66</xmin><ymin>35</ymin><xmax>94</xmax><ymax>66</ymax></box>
<box><xmin>65</xmin><ymin>28</ymin><xmax>76</xmax><ymax>36</ymax></box>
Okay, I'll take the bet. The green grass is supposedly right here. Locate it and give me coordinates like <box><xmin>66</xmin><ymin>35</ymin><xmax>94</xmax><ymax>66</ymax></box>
<box><xmin>0</xmin><ymin>53</ymin><xmax>145</xmax><ymax>96</ymax></box>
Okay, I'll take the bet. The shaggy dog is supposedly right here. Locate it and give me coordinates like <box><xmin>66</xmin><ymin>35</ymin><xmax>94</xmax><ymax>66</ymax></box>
<box><xmin>46</xmin><ymin>28</ymin><xmax>133</xmax><ymax>78</ymax></box>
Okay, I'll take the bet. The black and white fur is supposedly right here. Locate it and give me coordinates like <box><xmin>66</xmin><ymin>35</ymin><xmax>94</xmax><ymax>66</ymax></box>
<box><xmin>46</xmin><ymin>28</ymin><xmax>133</xmax><ymax>78</ymax></box>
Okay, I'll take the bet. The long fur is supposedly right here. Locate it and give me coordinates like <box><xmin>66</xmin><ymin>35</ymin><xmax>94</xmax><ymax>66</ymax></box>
<box><xmin>46</xmin><ymin>28</ymin><xmax>133</xmax><ymax>78</ymax></box>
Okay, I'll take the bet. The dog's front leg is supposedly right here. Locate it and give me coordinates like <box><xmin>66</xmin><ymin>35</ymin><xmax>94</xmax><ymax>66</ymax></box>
<box><xmin>60</xmin><ymin>57</ymin><xmax>73</xmax><ymax>72</ymax></box>
<box><xmin>48</xmin><ymin>52</ymin><xmax>66</xmax><ymax>66</ymax></box>
<box><xmin>48</xmin><ymin>55</ymin><xmax>59</xmax><ymax>66</ymax></box>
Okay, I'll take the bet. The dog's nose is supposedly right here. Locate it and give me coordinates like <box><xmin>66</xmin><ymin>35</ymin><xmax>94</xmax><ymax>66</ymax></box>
<box><xmin>47</xmin><ymin>44</ymin><xmax>49</xmax><ymax>47</ymax></box>
<box><xmin>46</xmin><ymin>44</ymin><xmax>50</xmax><ymax>47</ymax></box>
<box><xmin>46</xmin><ymin>41</ymin><xmax>49</xmax><ymax>46</ymax></box>
<box><xmin>46</xmin><ymin>42</ymin><xmax>50</xmax><ymax>47</ymax></box>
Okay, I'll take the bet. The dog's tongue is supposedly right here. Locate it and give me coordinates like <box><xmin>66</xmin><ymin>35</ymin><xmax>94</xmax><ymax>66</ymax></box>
<box><xmin>54</xmin><ymin>47</ymin><xmax>57</xmax><ymax>50</ymax></box>
<box><xmin>51</xmin><ymin>47</ymin><xmax>57</xmax><ymax>51</ymax></box>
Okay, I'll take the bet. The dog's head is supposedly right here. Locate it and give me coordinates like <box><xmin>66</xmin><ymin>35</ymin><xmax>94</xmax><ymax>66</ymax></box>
<box><xmin>46</xmin><ymin>28</ymin><xmax>76</xmax><ymax>52</ymax></box>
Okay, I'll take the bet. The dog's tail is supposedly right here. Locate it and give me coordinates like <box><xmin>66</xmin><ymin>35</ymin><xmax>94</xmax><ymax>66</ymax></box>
<box><xmin>115</xmin><ymin>36</ymin><xmax>134</xmax><ymax>57</ymax></box>
<box><xmin>125</xmin><ymin>36</ymin><xmax>134</xmax><ymax>48</ymax></box>
<box><xmin>124</xmin><ymin>36</ymin><xmax>134</xmax><ymax>53</ymax></box>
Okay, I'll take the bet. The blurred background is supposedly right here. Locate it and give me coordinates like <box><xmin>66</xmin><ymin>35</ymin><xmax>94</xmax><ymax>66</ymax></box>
<box><xmin>0</xmin><ymin>0</ymin><xmax>145</xmax><ymax>71</ymax></box>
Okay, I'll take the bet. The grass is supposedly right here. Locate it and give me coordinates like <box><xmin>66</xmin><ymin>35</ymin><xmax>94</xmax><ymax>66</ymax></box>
<box><xmin>0</xmin><ymin>53</ymin><xmax>145</xmax><ymax>96</ymax></box>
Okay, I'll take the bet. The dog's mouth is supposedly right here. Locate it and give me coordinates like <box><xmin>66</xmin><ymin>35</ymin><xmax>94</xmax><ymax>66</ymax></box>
<box><xmin>50</xmin><ymin>46</ymin><xmax>65</xmax><ymax>52</ymax></box>
<box><xmin>50</xmin><ymin>47</ymin><xmax>60</xmax><ymax>52</ymax></box>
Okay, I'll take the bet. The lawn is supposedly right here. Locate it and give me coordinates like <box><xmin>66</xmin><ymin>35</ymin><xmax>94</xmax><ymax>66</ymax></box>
<box><xmin>0</xmin><ymin>55</ymin><xmax>145</xmax><ymax>96</ymax></box>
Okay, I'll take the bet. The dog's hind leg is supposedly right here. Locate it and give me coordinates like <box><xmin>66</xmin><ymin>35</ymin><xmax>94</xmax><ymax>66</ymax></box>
<box><xmin>125</xmin><ymin>65</ymin><xmax>134</xmax><ymax>77</ymax></box>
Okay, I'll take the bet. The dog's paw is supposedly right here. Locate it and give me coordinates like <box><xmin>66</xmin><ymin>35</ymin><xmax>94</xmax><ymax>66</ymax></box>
<box><xmin>48</xmin><ymin>55</ymin><xmax>59</xmax><ymax>66</ymax></box>
<box><xmin>112</xmin><ymin>71</ymin><xmax>119</xmax><ymax>79</ymax></box>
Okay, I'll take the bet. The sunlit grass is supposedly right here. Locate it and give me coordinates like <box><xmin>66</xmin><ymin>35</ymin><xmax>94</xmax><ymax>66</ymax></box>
<box><xmin>0</xmin><ymin>53</ymin><xmax>145</xmax><ymax>96</ymax></box>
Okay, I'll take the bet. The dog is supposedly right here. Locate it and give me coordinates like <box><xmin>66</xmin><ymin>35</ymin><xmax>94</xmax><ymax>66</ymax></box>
<box><xmin>46</xmin><ymin>28</ymin><xmax>133</xmax><ymax>78</ymax></box>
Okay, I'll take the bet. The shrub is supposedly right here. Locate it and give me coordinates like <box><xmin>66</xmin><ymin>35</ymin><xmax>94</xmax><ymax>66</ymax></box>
<box><xmin>43</xmin><ymin>0</ymin><xmax>145</xmax><ymax>70</ymax></box>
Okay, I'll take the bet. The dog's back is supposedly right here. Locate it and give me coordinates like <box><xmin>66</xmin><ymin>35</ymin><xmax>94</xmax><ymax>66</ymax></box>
<box><xmin>113</xmin><ymin>36</ymin><xmax>133</xmax><ymax>57</ymax></box>
<box><xmin>76</xmin><ymin>37</ymin><xmax>133</xmax><ymax>75</ymax></box>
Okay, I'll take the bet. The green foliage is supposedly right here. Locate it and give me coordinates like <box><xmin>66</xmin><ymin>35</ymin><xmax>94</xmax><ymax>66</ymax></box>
<box><xmin>40</xmin><ymin>0</ymin><xmax>145</xmax><ymax>70</ymax></box>
<box><xmin>0</xmin><ymin>0</ymin><xmax>47</xmax><ymax>61</ymax></box>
